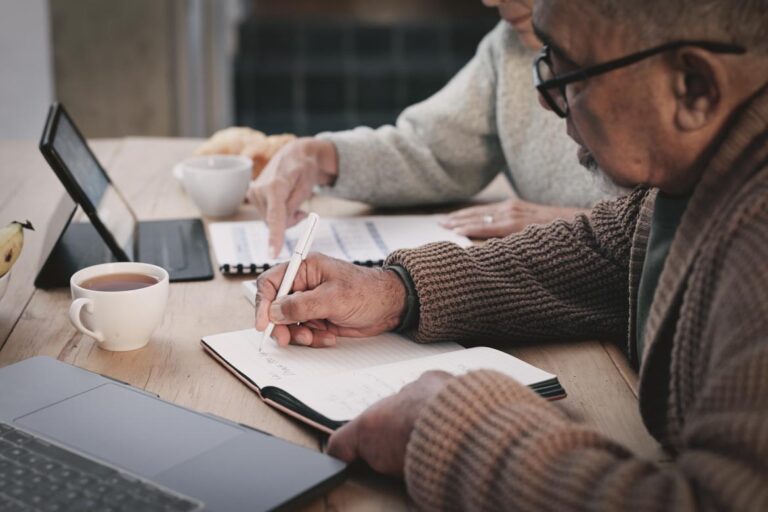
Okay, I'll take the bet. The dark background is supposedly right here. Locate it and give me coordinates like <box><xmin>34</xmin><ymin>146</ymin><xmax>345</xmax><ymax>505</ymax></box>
<box><xmin>237</xmin><ymin>0</ymin><xmax>498</xmax><ymax>135</ymax></box>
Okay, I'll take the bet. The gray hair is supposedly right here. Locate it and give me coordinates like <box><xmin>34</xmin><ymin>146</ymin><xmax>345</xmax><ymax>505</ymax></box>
<box><xmin>589</xmin><ymin>0</ymin><xmax>768</xmax><ymax>54</ymax></box>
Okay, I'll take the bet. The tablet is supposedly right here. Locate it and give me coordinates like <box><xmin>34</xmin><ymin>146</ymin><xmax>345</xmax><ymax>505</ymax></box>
<box><xmin>39</xmin><ymin>103</ymin><xmax>135</xmax><ymax>261</ymax></box>
<box><xmin>37</xmin><ymin>103</ymin><xmax>214</xmax><ymax>285</ymax></box>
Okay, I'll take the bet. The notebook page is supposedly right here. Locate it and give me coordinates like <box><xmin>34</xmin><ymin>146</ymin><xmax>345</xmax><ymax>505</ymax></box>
<box><xmin>202</xmin><ymin>328</ymin><xmax>462</xmax><ymax>388</ymax></box>
<box><xmin>277</xmin><ymin>347</ymin><xmax>557</xmax><ymax>422</ymax></box>
<box><xmin>208</xmin><ymin>215</ymin><xmax>471</xmax><ymax>268</ymax></box>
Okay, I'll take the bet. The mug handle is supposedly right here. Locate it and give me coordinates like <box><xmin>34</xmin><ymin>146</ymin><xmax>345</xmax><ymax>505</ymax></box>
<box><xmin>69</xmin><ymin>298</ymin><xmax>105</xmax><ymax>342</ymax></box>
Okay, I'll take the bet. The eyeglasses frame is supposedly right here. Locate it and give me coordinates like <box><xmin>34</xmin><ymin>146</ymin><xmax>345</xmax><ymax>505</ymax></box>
<box><xmin>533</xmin><ymin>40</ymin><xmax>747</xmax><ymax>118</ymax></box>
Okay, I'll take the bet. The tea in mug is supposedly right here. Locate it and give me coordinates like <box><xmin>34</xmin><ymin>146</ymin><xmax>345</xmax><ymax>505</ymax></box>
<box><xmin>80</xmin><ymin>273</ymin><xmax>159</xmax><ymax>292</ymax></box>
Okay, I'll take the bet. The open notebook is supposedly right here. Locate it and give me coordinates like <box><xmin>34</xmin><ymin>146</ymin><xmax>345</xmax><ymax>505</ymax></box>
<box><xmin>202</xmin><ymin>329</ymin><xmax>565</xmax><ymax>434</ymax></box>
<box><xmin>208</xmin><ymin>215</ymin><xmax>471</xmax><ymax>275</ymax></box>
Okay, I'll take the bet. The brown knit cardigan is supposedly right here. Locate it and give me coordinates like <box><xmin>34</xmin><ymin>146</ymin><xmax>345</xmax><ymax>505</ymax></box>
<box><xmin>385</xmin><ymin>86</ymin><xmax>768</xmax><ymax>511</ymax></box>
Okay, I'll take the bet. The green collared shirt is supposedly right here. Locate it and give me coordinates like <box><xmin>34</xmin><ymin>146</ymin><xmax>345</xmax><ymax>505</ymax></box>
<box><xmin>635</xmin><ymin>191</ymin><xmax>691</xmax><ymax>364</ymax></box>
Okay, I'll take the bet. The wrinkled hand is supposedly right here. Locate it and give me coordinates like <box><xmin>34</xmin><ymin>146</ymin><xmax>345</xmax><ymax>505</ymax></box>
<box><xmin>439</xmin><ymin>198</ymin><xmax>586</xmax><ymax>238</ymax></box>
<box><xmin>327</xmin><ymin>371</ymin><xmax>453</xmax><ymax>476</ymax></box>
<box><xmin>254</xmin><ymin>253</ymin><xmax>407</xmax><ymax>347</ymax></box>
<box><xmin>247</xmin><ymin>138</ymin><xmax>338</xmax><ymax>257</ymax></box>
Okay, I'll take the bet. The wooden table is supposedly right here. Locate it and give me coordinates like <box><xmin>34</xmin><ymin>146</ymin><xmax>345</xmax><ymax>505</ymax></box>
<box><xmin>0</xmin><ymin>137</ymin><xmax>666</xmax><ymax>510</ymax></box>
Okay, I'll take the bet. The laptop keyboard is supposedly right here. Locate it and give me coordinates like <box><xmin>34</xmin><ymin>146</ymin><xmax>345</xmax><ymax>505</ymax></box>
<box><xmin>0</xmin><ymin>423</ymin><xmax>202</xmax><ymax>512</ymax></box>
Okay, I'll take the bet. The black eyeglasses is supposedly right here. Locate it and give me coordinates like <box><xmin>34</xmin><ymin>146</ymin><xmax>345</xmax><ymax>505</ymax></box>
<box><xmin>533</xmin><ymin>40</ymin><xmax>747</xmax><ymax>118</ymax></box>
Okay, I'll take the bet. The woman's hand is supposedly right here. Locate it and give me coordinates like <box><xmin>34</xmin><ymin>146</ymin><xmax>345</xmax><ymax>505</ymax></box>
<box><xmin>247</xmin><ymin>138</ymin><xmax>338</xmax><ymax>257</ymax></box>
<box><xmin>440</xmin><ymin>198</ymin><xmax>586</xmax><ymax>238</ymax></box>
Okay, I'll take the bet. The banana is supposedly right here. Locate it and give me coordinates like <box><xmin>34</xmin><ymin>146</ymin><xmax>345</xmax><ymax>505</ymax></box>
<box><xmin>0</xmin><ymin>220</ymin><xmax>34</xmax><ymax>277</ymax></box>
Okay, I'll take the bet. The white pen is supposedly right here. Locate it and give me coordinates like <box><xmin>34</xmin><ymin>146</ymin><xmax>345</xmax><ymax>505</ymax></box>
<box><xmin>260</xmin><ymin>213</ymin><xmax>320</xmax><ymax>352</ymax></box>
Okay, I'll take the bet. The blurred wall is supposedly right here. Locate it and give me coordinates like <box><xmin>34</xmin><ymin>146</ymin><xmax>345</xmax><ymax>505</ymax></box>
<box><xmin>0</xmin><ymin>0</ymin><xmax>54</xmax><ymax>139</ymax></box>
<box><xmin>50</xmin><ymin>0</ymin><xmax>177</xmax><ymax>138</ymax></box>
<box><xmin>49</xmin><ymin>0</ymin><xmax>241</xmax><ymax>138</ymax></box>
<box><xmin>44</xmin><ymin>0</ymin><xmax>491</xmax><ymax>139</ymax></box>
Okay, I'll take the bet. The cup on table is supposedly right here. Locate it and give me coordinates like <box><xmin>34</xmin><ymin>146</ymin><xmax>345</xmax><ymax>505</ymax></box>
<box><xmin>69</xmin><ymin>262</ymin><xmax>169</xmax><ymax>351</ymax></box>
<box><xmin>174</xmin><ymin>155</ymin><xmax>251</xmax><ymax>218</ymax></box>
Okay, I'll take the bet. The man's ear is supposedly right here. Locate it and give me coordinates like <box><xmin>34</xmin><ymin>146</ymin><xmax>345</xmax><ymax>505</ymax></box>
<box><xmin>671</xmin><ymin>49</ymin><xmax>722</xmax><ymax>131</ymax></box>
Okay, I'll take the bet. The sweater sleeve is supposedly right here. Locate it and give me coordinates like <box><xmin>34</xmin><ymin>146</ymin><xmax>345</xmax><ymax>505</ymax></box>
<box><xmin>315</xmin><ymin>22</ymin><xmax>507</xmax><ymax>207</ymax></box>
<box><xmin>385</xmin><ymin>188</ymin><xmax>649</xmax><ymax>344</ymax></box>
<box><xmin>403</xmin><ymin>187</ymin><xmax>768</xmax><ymax>512</ymax></box>
<box><xmin>406</xmin><ymin>356</ymin><xmax>768</xmax><ymax>512</ymax></box>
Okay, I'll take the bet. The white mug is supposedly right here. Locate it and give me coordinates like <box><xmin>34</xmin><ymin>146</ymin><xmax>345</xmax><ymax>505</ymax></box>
<box><xmin>175</xmin><ymin>155</ymin><xmax>251</xmax><ymax>218</ymax></box>
<box><xmin>69</xmin><ymin>262</ymin><xmax>169</xmax><ymax>351</ymax></box>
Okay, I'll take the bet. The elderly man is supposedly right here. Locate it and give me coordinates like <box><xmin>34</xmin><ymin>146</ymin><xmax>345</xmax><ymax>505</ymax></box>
<box><xmin>254</xmin><ymin>0</ymin><xmax>768</xmax><ymax>509</ymax></box>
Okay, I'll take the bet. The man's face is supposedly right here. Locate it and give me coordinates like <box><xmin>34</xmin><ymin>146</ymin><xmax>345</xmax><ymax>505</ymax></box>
<box><xmin>532</xmin><ymin>1</ymin><xmax>685</xmax><ymax>190</ymax></box>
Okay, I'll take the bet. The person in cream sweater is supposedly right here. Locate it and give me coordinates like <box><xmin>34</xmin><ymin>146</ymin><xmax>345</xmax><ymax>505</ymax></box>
<box><xmin>243</xmin><ymin>0</ymin><xmax>625</xmax><ymax>257</ymax></box>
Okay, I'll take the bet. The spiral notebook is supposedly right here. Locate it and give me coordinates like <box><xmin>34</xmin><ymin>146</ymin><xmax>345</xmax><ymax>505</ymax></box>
<box><xmin>201</xmin><ymin>329</ymin><xmax>566</xmax><ymax>434</ymax></box>
<box><xmin>208</xmin><ymin>215</ymin><xmax>472</xmax><ymax>275</ymax></box>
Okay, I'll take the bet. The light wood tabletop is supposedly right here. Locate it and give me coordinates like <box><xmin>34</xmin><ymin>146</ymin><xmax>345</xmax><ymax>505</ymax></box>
<box><xmin>0</xmin><ymin>137</ymin><xmax>666</xmax><ymax>510</ymax></box>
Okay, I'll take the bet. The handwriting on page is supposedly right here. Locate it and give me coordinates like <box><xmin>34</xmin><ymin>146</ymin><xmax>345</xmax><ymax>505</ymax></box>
<box><xmin>202</xmin><ymin>328</ymin><xmax>462</xmax><ymax>388</ymax></box>
<box><xmin>309</xmin><ymin>369</ymin><xmax>435</xmax><ymax>420</ymax></box>
<box><xmin>260</xmin><ymin>355</ymin><xmax>298</xmax><ymax>379</ymax></box>
<box><xmin>276</xmin><ymin>365</ymin><xmax>453</xmax><ymax>422</ymax></box>
<box><xmin>277</xmin><ymin>347</ymin><xmax>555</xmax><ymax>422</ymax></box>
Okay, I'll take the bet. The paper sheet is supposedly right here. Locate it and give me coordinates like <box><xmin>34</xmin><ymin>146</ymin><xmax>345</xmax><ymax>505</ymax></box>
<box><xmin>277</xmin><ymin>347</ymin><xmax>557</xmax><ymax>422</ymax></box>
<box><xmin>208</xmin><ymin>215</ymin><xmax>471</xmax><ymax>268</ymax></box>
<box><xmin>202</xmin><ymin>328</ymin><xmax>462</xmax><ymax>388</ymax></box>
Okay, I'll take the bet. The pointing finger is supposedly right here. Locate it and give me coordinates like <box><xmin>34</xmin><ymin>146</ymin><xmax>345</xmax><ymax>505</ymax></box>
<box><xmin>265</xmin><ymin>188</ymin><xmax>289</xmax><ymax>259</ymax></box>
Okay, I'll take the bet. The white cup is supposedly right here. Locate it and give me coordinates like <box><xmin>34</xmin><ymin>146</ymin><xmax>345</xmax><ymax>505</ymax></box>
<box><xmin>69</xmin><ymin>262</ymin><xmax>169</xmax><ymax>351</ymax></box>
<box><xmin>175</xmin><ymin>155</ymin><xmax>251</xmax><ymax>218</ymax></box>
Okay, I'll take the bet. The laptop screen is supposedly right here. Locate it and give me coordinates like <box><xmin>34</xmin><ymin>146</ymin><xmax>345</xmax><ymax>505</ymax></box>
<box><xmin>52</xmin><ymin>112</ymin><xmax>136</xmax><ymax>259</ymax></box>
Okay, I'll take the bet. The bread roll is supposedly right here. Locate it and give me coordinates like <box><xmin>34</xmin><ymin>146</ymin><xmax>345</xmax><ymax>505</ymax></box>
<box><xmin>195</xmin><ymin>127</ymin><xmax>296</xmax><ymax>180</ymax></box>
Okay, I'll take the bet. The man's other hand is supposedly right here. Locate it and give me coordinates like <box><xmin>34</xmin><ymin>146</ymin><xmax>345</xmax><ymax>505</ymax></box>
<box><xmin>327</xmin><ymin>371</ymin><xmax>453</xmax><ymax>476</ymax></box>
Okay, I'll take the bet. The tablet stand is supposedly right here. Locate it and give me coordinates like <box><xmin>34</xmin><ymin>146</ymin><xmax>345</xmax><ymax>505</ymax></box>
<box><xmin>34</xmin><ymin>204</ymin><xmax>213</xmax><ymax>288</ymax></box>
<box><xmin>35</xmin><ymin>220</ymin><xmax>123</xmax><ymax>289</ymax></box>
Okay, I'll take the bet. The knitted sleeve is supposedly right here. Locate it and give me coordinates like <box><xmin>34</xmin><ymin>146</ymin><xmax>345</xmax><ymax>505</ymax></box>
<box><xmin>405</xmin><ymin>363</ymin><xmax>765</xmax><ymax>512</ymax></box>
<box><xmin>385</xmin><ymin>188</ymin><xmax>649</xmax><ymax>344</ymax></box>
<box><xmin>403</xmin><ymin>184</ymin><xmax>768</xmax><ymax>512</ymax></box>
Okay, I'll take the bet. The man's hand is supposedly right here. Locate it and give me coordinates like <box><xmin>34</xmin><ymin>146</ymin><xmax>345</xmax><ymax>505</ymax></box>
<box><xmin>247</xmin><ymin>138</ymin><xmax>338</xmax><ymax>257</ymax></box>
<box><xmin>327</xmin><ymin>371</ymin><xmax>453</xmax><ymax>476</ymax></box>
<box><xmin>439</xmin><ymin>198</ymin><xmax>586</xmax><ymax>238</ymax></box>
<box><xmin>254</xmin><ymin>253</ymin><xmax>408</xmax><ymax>347</ymax></box>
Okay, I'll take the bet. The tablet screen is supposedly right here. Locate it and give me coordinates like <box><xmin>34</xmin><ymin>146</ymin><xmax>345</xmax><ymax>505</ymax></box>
<box><xmin>52</xmin><ymin>113</ymin><xmax>136</xmax><ymax>259</ymax></box>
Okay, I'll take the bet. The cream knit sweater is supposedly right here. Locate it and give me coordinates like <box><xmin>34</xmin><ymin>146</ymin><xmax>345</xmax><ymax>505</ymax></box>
<box><xmin>319</xmin><ymin>22</ymin><xmax>624</xmax><ymax>208</ymax></box>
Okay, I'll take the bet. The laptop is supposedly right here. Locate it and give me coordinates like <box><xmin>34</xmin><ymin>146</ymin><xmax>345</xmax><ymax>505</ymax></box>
<box><xmin>36</xmin><ymin>103</ymin><xmax>214</xmax><ymax>288</ymax></box>
<box><xmin>0</xmin><ymin>357</ymin><xmax>347</xmax><ymax>511</ymax></box>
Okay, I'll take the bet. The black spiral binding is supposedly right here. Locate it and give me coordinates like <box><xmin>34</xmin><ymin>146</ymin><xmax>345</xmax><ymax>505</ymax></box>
<box><xmin>219</xmin><ymin>259</ymin><xmax>383</xmax><ymax>276</ymax></box>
